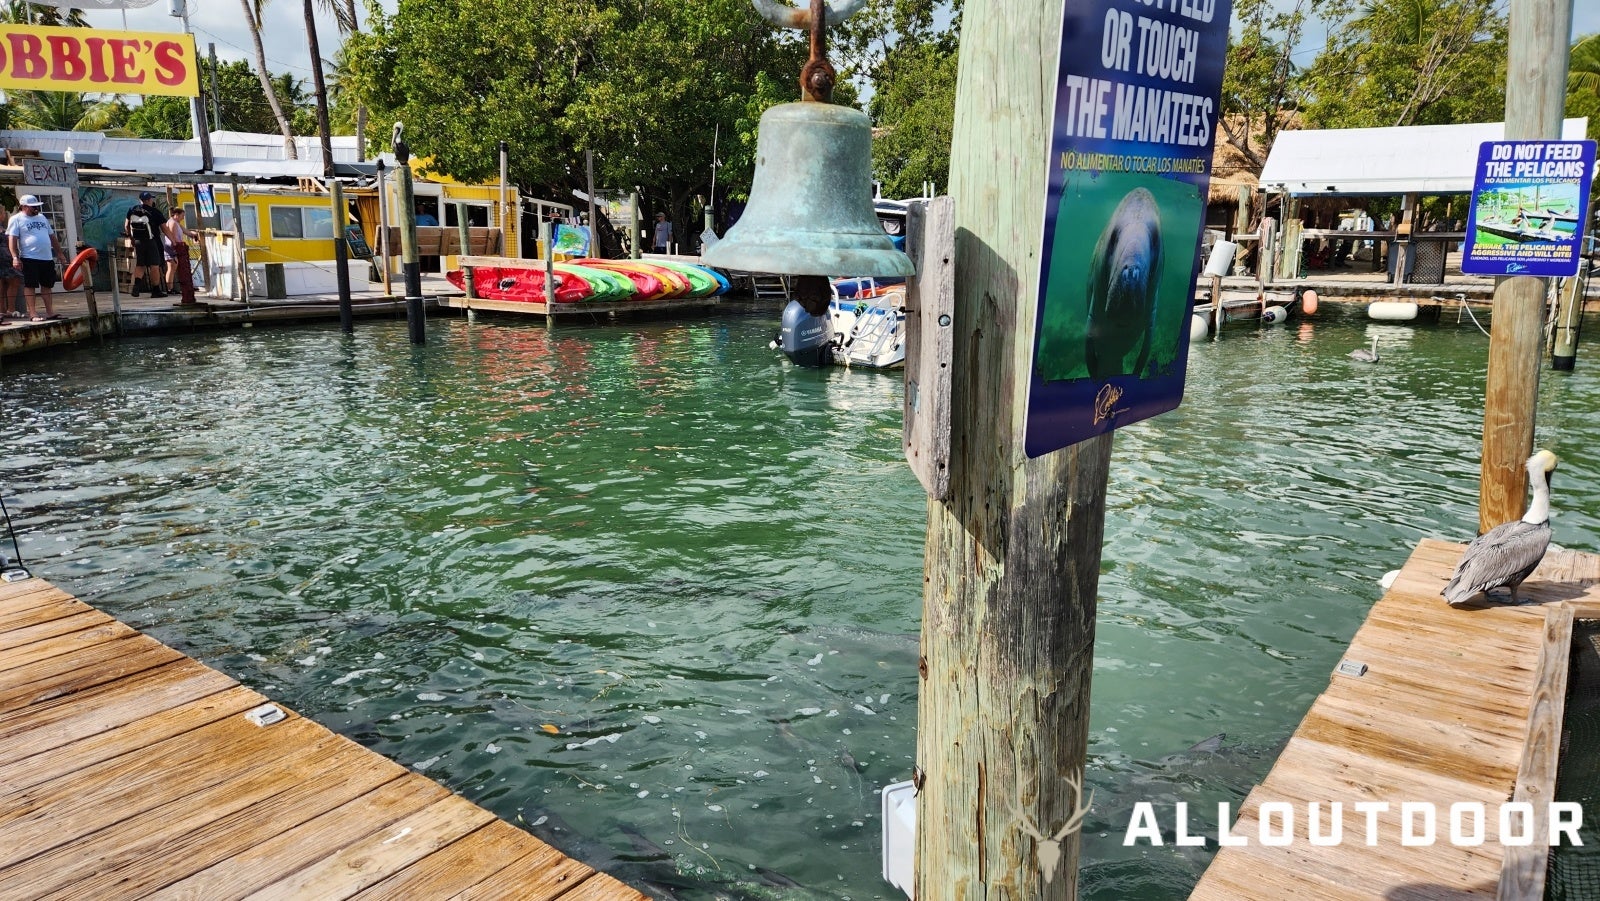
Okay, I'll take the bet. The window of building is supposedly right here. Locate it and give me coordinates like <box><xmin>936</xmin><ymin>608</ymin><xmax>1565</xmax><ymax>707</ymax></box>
<box><xmin>218</xmin><ymin>205</ymin><xmax>260</xmax><ymax>239</ymax></box>
<box><xmin>270</xmin><ymin>206</ymin><xmax>335</xmax><ymax>240</ymax></box>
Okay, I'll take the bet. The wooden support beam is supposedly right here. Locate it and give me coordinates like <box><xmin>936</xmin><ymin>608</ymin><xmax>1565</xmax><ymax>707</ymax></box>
<box><xmin>1496</xmin><ymin>604</ymin><xmax>1573</xmax><ymax>901</ymax></box>
<box><xmin>914</xmin><ymin>0</ymin><xmax>1113</xmax><ymax>895</ymax></box>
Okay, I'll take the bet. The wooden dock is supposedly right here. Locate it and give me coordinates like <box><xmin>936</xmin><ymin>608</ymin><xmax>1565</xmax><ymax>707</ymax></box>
<box><xmin>1191</xmin><ymin>538</ymin><xmax>1600</xmax><ymax>900</ymax></box>
<box><xmin>0</xmin><ymin>575</ymin><xmax>648</xmax><ymax>901</ymax></box>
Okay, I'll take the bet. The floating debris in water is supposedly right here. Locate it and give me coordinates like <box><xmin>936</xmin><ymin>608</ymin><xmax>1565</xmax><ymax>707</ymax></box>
<box><xmin>637</xmin><ymin>790</ymin><xmax>650</xmax><ymax>798</ymax></box>
<box><xmin>806</xmin><ymin>654</ymin><xmax>824</xmax><ymax>666</ymax></box>
<box><xmin>852</xmin><ymin>704</ymin><xmax>876</xmax><ymax>716</ymax></box>
<box><xmin>796</xmin><ymin>707</ymin><xmax>822</xmax><ymax>716</ymax></box>
<box><xmin>412</xmin><ymin>755</ymin><xmax>442</xmax><ymax>772</ymax></box>
<box><xmin>332</xmin><ymin>668</ymin><xmax>379</xmax><ymax>686</ymax></box>
<box><xmin>642</xmin><ymin>715</ymin><xmax>662</xmax><ymax>725</ymax></box>
<box><xmin>417</xmin><ymin>692</ymin><xmax>446</xmax><ymax>702</ymax></box>
<box><xmin>296</xmin><ymin>656</ymin><xmax>319</xmax><ymax>667</ymax></box>
<box><xmin>541</xmin><ymin>724</ymin><xmax>560</xmax><ymax>734</ymax></box>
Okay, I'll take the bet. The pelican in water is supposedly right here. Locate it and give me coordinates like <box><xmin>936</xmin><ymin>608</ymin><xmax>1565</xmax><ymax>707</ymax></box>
<box><xmin>1349</xmin><ymin>337</ymin><xmax>1379</xmax><ymax>362</ymax></box>
<box><xmin>1443</xmin><ymin>450</ymin><xmax>1558</xmax><ymax>606</ymax></box>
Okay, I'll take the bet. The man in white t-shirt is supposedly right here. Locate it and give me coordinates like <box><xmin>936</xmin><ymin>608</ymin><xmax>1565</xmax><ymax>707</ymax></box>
<box><xmin>5</xmin><ymin>195</ymin><xmax>66</xmax><ymax>321</ymax></box>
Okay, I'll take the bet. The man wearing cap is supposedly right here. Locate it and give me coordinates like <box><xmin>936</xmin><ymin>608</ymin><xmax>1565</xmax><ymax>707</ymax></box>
<box><xmin>124</xmin><ymin>191</ymin><xmax>167</xmax><ymax>297</ymax></box>
<box><xmin>5</xmin><ymin>195</ymin><xmax>67</xmax><ymax>321</ymax></box>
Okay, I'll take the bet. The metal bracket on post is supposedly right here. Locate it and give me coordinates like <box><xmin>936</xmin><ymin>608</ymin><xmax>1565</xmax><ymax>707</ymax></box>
<box><xmin>903</xmin><ymin>195</ymin><xmax>954</xmax><ymax>500</ymax></box>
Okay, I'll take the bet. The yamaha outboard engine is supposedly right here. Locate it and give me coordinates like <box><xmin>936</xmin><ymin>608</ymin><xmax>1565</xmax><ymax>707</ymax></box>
<box><xmin>775</xmin><ymin>298</ymin><xmax>833</xmax><ymax>367</ymax></box>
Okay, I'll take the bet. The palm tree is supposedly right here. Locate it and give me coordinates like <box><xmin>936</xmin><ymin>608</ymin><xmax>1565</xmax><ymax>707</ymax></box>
<box><xmin>1572</xmin><ymin>34</ymin><xmax>1600</xmax><ymax>100</ymax></box>
<box><xmin>8</xmin><ymin>91</ymin><xmax>127</xmax><ymax>133</ymax></box>
<box><xmin>0</xmin><ymin>0</ymin><xmax>88</xmax><ymax>26</ymax></box>
<box><xmin>302</xmin><ymin>0</ymin><xmax>358</xmax><ymax>175</ymax></box>
<box><xmin>238</xmin><ymin>0</ymin><xmax>298</xmax><ymax>158</ymax></box>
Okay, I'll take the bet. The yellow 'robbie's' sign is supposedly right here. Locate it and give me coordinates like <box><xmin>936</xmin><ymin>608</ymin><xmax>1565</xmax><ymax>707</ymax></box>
<box><xmin>0</xmin><ymin>25</ymin><xmax>199</xmax><ymax>97</ymax></box>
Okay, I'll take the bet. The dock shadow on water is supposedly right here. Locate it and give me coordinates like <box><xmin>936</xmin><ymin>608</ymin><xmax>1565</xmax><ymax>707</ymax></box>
<box><xmin>2</xmin><ymin>312</ymin><xmax>1599</xmax><ymax>899</ymax></box>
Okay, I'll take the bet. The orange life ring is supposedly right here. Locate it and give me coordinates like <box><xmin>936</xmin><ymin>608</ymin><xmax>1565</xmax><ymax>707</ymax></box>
<box><xmin>62</xmin><ymin>247</ymin><xmax>98</xmax><ymax>291</ymax></box>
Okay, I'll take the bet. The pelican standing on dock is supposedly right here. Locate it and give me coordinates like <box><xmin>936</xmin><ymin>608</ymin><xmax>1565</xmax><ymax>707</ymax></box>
<box><xmin>1442</xmin><ymin>450</ymin><xmax>1559</xmax><ymax>605</ymax></box>
<box><xmin>1349</xmin><ymin>337</ymin><xmax>1380</xmax><ymax>362</ymax></box>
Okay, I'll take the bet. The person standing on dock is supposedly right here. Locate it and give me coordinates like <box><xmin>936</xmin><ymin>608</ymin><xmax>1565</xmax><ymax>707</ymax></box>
<box><xmin>6</xmin><ymin>195</ymin><xmax>66</xmax><ymax>322</ymax></box>
<box><xmin>124</xmin><ymin>192</ymin><xmax>167</xmax><ymax>298</ymax></box>
<box><xmin>0</xmin><ymin>203</ymin><xmax>22</xmax><ymax>321</ymax></box>
<box><xmin>653</xmin><ymin>212</ymin><xmax>671</xmax><ymax>254</ymax></box>
<box><xmin>163</xmin><ymin>207</ymin><xmax>194</xmax><ymax>305</ymax></box>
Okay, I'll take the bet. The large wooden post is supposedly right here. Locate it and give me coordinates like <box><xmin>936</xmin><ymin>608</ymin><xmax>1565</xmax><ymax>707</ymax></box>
<box><xmin>1479</xmin><ymin>0</ymin><xmax>1573</xmax><ymax>532</ymax></box>
<box><xmin>915</xmin><ymin>0</ymin><xmax>1113</xmax><ymax>895</ymax></box>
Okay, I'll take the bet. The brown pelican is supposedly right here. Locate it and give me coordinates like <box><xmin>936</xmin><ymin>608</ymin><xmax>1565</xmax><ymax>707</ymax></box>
<box><xmin>1349</xmin><ymin>337</ymin><xmax>1379</xmax><ymax>362</ymax></box>
<box><xmin>1442</xmin><ymin>450</ymin><xmax>1558</xmax><ymax>606</ymax></box>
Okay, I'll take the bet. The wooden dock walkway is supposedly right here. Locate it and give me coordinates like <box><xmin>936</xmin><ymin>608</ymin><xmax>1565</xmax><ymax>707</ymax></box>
<box><xmin>0</xmin><ymin>575</ymin><xmax>648</xmax><ymax>901</ymax></box>
<box><xmin>1192</xmin><ymin>538</ymin><xmax>1600</xmax><ymax>900</ymax></box>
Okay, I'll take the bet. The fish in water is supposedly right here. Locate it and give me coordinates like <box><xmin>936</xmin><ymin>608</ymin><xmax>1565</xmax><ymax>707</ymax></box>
<box><xmin>1086</xmin><ymin>187</ymin><xmax>1163</xmax><ymax>380</ymax></box>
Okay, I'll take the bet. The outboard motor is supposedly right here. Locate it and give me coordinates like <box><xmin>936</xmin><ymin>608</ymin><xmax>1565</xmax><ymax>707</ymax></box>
<box><xmin>775</xmin><ymin>298</ymin><xmax>833</xmax><ymax>367</ymax></box>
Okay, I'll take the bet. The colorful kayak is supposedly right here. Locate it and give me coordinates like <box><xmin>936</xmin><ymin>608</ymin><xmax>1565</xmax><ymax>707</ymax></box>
<box><xmin>570</xmin><ymin>259</ymin><xmax>675</xmax><ymax>299</ymax></box>
<box><xmin>447</xmin><ymin>266</ymin><xmax>594</xmax><ymax>303</ymax></box>
<box><xmin>448</xmin><ymin>259</ymin><xmax>731</xmax><ymax>303</ymax></box>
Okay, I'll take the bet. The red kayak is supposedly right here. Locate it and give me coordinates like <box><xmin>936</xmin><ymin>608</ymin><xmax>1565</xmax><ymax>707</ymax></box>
<box><xmin>447</xmin><ymin>267</ymin><xmax>593</xmax><ymax>303</ymax></box>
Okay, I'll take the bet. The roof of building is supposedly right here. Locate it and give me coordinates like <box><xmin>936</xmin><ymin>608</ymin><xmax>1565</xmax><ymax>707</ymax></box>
<box><xmin>1258</xmin><ymin>118</ymin><xmax>1590</xmax><ymax>196</ymax></box>
<box><xmin>0</xmin><ymin>130</ymin><xmax>389</xmax><ymax>179</ymax></box>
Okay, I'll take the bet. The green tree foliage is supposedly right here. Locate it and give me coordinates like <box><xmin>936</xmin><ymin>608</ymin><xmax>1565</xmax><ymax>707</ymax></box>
<box><xmin>836</xmin><ymin>0</ymin><xmax>959</xmax><ymax>199</ymax></box>
<box><xmin>1570</xmin><ymin>33</ymin><xmax>1600</xmax><ymax>143</ymax></box>
<box><xmin>1219</xmin><ymin>0</ymin><xmax>1305</xmax><ymax>173</ymax></box>
<box><xmin>1301</xmin><ymin>0</ymin><xmax>1507</xmax><ymax>128</ymax></box>
<box><xmin>120</xmin><ymin>61</ymin><xmax>317</xmax><ymax>140</ymax></box>
<box><xmin>124</xmin><ymin>96</ymin><xmax>193</xmax><ymax>140</ymax></box>
<box><xmin>0</xmin><ymin>0</ymin><xmax>87</xmax><ymax>27</ymax></box>
<box><xmin>869</xmin><ymin>37</ymin><xmax>956</xmax><ymax>198</ymax></box>
<box><xmin>343</xmin><ymin>0</ymin><xmax>824</xmax><ymax>224</ymax></box>
<box><xmin>7</xmin><ymin>91</ymin><xmax>126</xmax><ymax>132</ymax></box>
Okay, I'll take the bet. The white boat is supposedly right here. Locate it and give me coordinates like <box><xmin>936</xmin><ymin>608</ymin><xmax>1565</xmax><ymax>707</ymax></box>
<box><xmin>828</xmin><ymin>282</ymin><xmax>906</xmax><ymax>369</ymax></box>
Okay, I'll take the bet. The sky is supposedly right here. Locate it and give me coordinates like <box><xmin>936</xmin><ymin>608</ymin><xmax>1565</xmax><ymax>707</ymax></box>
<box><xmin>78</xmin><ymin>0</ymin><xmax>1600</xmax><ymax>99</ymax></box>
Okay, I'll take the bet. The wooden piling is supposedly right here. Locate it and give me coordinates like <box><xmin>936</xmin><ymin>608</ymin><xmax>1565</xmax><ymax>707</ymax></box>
<box><xmin>457</xmin><ymin>202</ymin><xmax>476</xmax><ymax>302</ymax></box>
<box><xmin>914</xmin><ymin>0</ymin><xmax>1113</xmax><ymax>896</ymax></box>
<box><xmin>393</xmin><ymin>134</ymin><xmax>426</xmax><ymax>345</ymax></box>
<box><xmin>332</xmin><ymin>179</ymin><xmax>352</xmax><ymax>333</ymax></box>
<box><xmin>1479</xmin><ymin>0</ymin><xmax>1573</xmax><ymax>532</ymax></box>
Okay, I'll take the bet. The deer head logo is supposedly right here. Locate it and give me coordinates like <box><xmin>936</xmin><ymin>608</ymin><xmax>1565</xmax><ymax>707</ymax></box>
<box><xmin>1011</xmin><ymin>769</ymin><xmax>1094</xmax><ymax>883</ymax></box>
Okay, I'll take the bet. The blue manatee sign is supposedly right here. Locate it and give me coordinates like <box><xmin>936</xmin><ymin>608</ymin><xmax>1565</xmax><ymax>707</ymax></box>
<box><xmin>1026</xmin><ymin>0</ymin><xmax>1232</xmax><ymax>458</ymax></box>
<box><xmin>1462</xmin><ymin>140</ymin><xmax>1595</xmax><ymax>278</ymax></box>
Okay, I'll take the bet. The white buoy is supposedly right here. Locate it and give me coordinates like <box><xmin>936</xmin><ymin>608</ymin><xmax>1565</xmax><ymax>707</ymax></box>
<box><xmin>1190</xmin><ymin>312</ymin><xmax>1210</xmax><ymax>341</ymax></box>
<box><xmin>1368</xmin><ymin>301</ymin><xmax>1419</xmax><ymax>321</ymax></box>
<box><xmin>1203</xmin><ymin>241</ymin><xmax>1237</xmax><ymax>278</ymax></box>
<box><xmin>1261</xmin><ymin>305</ymin><xmax>1288</xmax><ymax>325</ymax></box>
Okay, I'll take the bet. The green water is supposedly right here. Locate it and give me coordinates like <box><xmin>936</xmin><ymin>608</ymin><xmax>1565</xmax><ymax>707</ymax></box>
<box><xmin>2</xmin><ymin>310</ymin><xmax>1598</xmax><ymax>900</ymax></box>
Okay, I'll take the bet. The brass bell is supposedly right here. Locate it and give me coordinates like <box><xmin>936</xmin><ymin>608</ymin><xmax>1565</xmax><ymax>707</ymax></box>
<box><xmin>704</xmin><ymin>101</ymin><xmax>915</xmax><ymax>280</ymax></box>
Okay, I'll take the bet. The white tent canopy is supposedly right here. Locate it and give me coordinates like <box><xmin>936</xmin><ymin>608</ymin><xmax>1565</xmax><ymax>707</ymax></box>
<box><xmin>1258</xmin><ymin>118</ymin><xmax>1590</xmax><ymax>196</ymax></box>
<box><xmin>0</xmin><ymin>130</ymin><xmax>391</xmax><ymax>178</ymax></box>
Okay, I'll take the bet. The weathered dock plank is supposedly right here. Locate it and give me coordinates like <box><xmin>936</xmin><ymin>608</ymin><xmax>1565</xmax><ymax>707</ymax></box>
<box><xmin>0</xmin><ymin>577</ymin><xmax>647</xmax><ymax>901</ymax></box>
<box><xmin>1190</xmin><ymin>539</ymin><xmax>1600</xmax><ymax>900</ymax></box>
